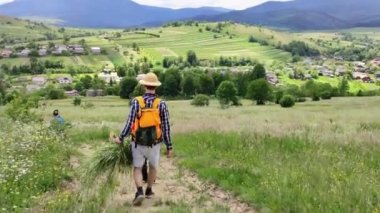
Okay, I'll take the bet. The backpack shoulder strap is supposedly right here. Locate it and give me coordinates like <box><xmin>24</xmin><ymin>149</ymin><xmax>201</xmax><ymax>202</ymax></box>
<box><xmin>153</xmin><ymin>98</ymin><xmax>161</xmax><ymax>109</ymax></box>
<box><xmin>136</xmin><ymin>96</ymin><xmax>145</xmax><ymax>109</ymax></box>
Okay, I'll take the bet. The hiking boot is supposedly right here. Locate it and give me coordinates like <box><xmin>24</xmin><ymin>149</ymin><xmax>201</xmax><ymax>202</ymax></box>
<box><xmin>133</xmin><ymin>191</ymin><xmax>144</xmax><ymax>206</ymax></box>
<box><xmin>145</xmin><ymin>187</ymin><xmax>155</xmax><ymax>199</ymax></box>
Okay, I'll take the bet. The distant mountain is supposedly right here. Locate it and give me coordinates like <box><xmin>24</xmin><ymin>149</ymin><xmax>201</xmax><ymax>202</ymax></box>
<box><xmin>200</xmin><ymin>0</ymin><xmax>380</xmax><ymax>30</ymax></box>
<box><xmin>0</xmin><ymin>0</ymin><xmax>231</xmax><ymax>28</ymax></box>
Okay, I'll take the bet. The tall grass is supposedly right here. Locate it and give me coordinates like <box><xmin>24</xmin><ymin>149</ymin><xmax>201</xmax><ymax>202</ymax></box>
<box><xmin>175</xmin><ymin>132</ymin><xmax>380</xmax><ymax>212</ymax></box>
<box><xmin>0</xmin><ymin>119</ymin><xmax>71</xmax><ymax>211</ymax></box>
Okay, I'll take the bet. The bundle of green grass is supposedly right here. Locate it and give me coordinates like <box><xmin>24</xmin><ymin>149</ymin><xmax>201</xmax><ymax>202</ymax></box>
<box><xmin>83</xmin><ymin>137</ymin><xmax>133</xmax><ymax>184</ymax></box>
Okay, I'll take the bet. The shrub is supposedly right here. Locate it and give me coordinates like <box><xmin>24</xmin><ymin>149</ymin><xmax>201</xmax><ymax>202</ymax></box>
<box><xmin>312</xmin><ymin>95</ymin><xmax>321</xmax><ymax>101</ymax></box>
<box><xmin>73</xmin><ymin>97</ymin><xmax>82</xmax><ymax>106</ymax></box>
<box><xmin>280</xmin><ymin>95</ymin><xmax>296</xmax><ymax>108</ymax></box>
<box><xmin>191</xmin><ymin>94</ymin><xmax>209</xmax><ymax>107</ymax></box>
<box><xmin>82</xmin><ymin>101</ymin><xmax>95</xmax><ymax>109</ymax></box>
<box><xmin>296</xmin><ymin>97</ymin><xmax>307</xmax><ymax>102</ymax></box>
<box><xmin>321</xmin><ymin>91</ymin><xmax>332</xmax><ymax>100</ymax></box>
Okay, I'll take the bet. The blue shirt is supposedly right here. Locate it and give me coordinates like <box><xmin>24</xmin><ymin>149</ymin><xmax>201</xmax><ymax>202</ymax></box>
<box><xmin>119</xmin><ymin>93</ymin><xmax>173</xmax><ymax>150</ymax></box>
<box><xmin>54</xmin><ymin>115</ymin><xmax>65</xmax><ymax>125</ymax></box>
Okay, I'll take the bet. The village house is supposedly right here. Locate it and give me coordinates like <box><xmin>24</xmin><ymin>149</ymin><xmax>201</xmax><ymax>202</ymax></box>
<box><xmin>266</xmin><ymin>72</ymin><xmax>279</xmax><ymax>85</ymax></box>
<box><xmin>335</xmin><ymin>66</ymin><xmax>346</xmax><ymax>76</ymax></box>
<box><xmin>316</xmin><ymin>66</ymin><xmax>334</xmax><ymax>77</ymax></box>
<box><xmin>372</xmin><ymin>58</ymin><xmax>380</xmax><ymax>66</ymax></box>
<box><xmin>1</xmin><ymin>49</ymin><xmax>12</xmax><ymax>58</ymax></box>
<box><xmin>65</xmin><ymin>90</ymin><xmax>78</xmax><ymax>97</ymax></box>
<box><xmin>303</xmin><ymin>73</ymin><xmax>313</xmax><ymax>80</ymax></box>
<box><xmin>52</xmin><ymin>45</ymin><xmax>68</xmax><ymax>55</ymax></box>
<box><xmin>353</xmin><ymin>61</ymin><xmax>368</xmax><ymax>73</ymax></box>
<box><xmin>38</xmin><ymin>48</ymin><xmax>47</xmax><ymax>56</ymax></box>
<box><xmin>19</xmin><ymin>48</ymin><xmax>31</xmax><ymax>57</ymax></box>
<box><xmin>56</xmin><ymin>76</ymin><xmax>73</xmax><ymax>84</ymax></box>
<box><xmin>73</xmin><ymin>47</ymin><xmax>85</xmax><ymax>54</ymax></box>
<box><xmin>375</xmin><ymin>71</ymin><xmax>380</xmax><ymax>81</ymax></box>
<box><xmin>91</xmin><ymin>47</ymin><xmax>101</xmax><ymax>54</ymax></box>
<box><xmin>26</xmin><ymin>84</ymin><xmax>42</xmax><ymax>93</ymax></box>
<box><xmin>352</xmin><ymin>72</ymin><xmax>372</xmax><ymax>83</ymax></box>
<box><xmin>99</xmin><ymin>70</ymin><xmax>121</xmax><ymax>84</ymax></box>
<box><xmin>31</xmin><ymin>76</ymin><xmax>47</xmax><ymax>85</ymax></box>
<box><xmin>68</xmin><ymin>45</ymin><xmax>85</xmax><ymax>54</ymax></box>
<box><xmin>136</xmin><ymin>74</ymin><xmax>146</xmax><ymax>81</ymax></box>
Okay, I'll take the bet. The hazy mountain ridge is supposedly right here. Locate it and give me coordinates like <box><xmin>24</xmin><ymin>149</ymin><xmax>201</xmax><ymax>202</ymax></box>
<box><xmin>0</xmin><ymin>0</ymin><xmax>231</xmax><ymax>28</ymax></box>
<box><xmin>201</xmin><ymin>0</ymin><xmax>380</xmax><ymax>30</ymax></box>
<box><xmin>1</xmin><ymin>0</ymin><xmax>380</xmax><ymax>29</ymax></box>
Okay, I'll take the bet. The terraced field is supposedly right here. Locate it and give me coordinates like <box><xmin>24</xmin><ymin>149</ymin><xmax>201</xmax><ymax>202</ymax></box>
<box><xmin>115</xmin><ymin>25</ymin><xmax>292</xmax><ymax>64</ymax></box>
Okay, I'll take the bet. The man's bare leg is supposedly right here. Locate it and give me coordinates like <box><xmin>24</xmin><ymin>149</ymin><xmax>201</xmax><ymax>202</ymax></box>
<box><xmin>133</xmin><ymin>167</ymin><xmax>144</xmax><ymax>206</ymax></box>
<box><xmin>145</xmin><ymin>166</ymin><xmax>157</xmax><ymax>198</ymax></box>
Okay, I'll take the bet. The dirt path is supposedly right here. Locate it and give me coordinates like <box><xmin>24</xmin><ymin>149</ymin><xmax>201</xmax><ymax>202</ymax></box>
<box><xmin>102</xmin><ymin>157</ymin><xmax>255</xmax><ymax>212</ymax></box>
<box><xmin>64</xmin><ymin>143</ymin><xmax>256</xmax><ymax>212</ymax></box>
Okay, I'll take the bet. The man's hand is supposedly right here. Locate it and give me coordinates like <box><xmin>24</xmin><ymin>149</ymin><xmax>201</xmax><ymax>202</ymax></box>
<box><xmin>166</xmin><ymin>149</ymin><xmax>173</xmax><ymax>158</ymax></box>
<box><xmin>113</xmin><ymin>136</ymin><xmax>122</xmax><ymax>145</ymax></box>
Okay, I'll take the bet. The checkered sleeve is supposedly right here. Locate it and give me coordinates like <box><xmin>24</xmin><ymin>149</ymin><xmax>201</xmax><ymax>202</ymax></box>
<box><xmin>119</xmin><ymin>99</ymin><xmax>139</xmax><ymax>141</ymax></box>
<box><xmin>159</xmin><ymin>101</ymin><xmax>172</xmax><ymax>150</ymax></box>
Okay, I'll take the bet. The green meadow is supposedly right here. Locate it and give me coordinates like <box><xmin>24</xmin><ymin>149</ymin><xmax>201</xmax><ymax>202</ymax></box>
<box><xmin>2</xmin><ymin>96</ymin><xmax>378</xmax><ymax>211</ymax></box>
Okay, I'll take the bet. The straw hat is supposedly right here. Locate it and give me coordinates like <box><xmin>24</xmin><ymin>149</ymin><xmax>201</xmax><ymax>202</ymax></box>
<box><xmin>139</xmin><ymin>72</ymin><xmax>162</xmax><ymax>87</ymax></box>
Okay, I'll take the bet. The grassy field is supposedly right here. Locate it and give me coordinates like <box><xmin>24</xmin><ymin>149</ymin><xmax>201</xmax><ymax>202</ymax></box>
<box><xmin>11</xmin><ymin>96</ymin><xmax>374</xmax><ymax>211</ymax></box>
<box><xmin>1</xmin><ymin>96</ymin><xmax>379</xmax><ymax>211</ymax></box>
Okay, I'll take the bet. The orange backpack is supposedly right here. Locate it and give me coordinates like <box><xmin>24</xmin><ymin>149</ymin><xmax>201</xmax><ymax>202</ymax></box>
<box><xmin>132</xmin><ymin>97</ymin><xmax>162</xmax><ymax>146</ymax></box>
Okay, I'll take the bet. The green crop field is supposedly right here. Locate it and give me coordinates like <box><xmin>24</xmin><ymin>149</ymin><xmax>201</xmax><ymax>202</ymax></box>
<box><xmin>115</xmin><ymin>24</ymin><xmax>291</xmax><ymax>64</ymax></box>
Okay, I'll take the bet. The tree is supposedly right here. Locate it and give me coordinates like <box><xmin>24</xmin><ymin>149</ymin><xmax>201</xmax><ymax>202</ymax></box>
<box><xmin>199</xmin><ymin>74</ymin><xmax>215</xmax><ymax>95</ymax></box>
<box><xmin>163</xmin><ymin>68</ymin><xmax>181</xmax><ymax>97</ymax></box>
<box><xmin>119</xmin><ymin>77</ymin><xmax>138</xmax><ymax>99</ymax></box>
<box><xmin>338</xmin><ymin>78</ymin><xmax>350</xmax><ymax>96</ymax></box>
<box><xmin>164</xmin><ymin>75</ymin><xmax>180</xmax><ymax>97</ymax></box>
<box><xmin>74</xmin><ymin>82</ymin><xmax>84</xmax><ymax>92</ymax></box>
<box><xmin>80</xmin><ymin>75</ymin><xmax>93</xmax><ymax>89</ymax></box>
<box><xmin>250</xmin><ymin>63</ymin><xmax>266</xmax><ymax>80</ymax></box>
<box><xmin>216</xmin><ymin>81</ymin><xmax>238</xmax><ymax>108</ymax></box>
<box><xmin>182</xmin><ymin>75</ymin><xmax>196</xmax><ymax>97</ymax></box>
<box><xmin>302</xmin><ymin>80</ymin><xmax>320</xmax><ymax>100</ymax></box>
<box><xmin>246</xmin><ymin>79</ymin><xmax>272</xmax><ymax>105</ymax></box>
<box><xmin>132</xmin><ymin>84</ymin><xmax>145</xmax><ymax>97</ymax></box>
<box><xmin>116</xmin><ymin>64</ymin><xmax>127</xmax><ymax>77</ymax></box>
<box><xmin>187</xmin><ymin>50</ymin><xmax>198</xmax><ymax>66</ymax></box>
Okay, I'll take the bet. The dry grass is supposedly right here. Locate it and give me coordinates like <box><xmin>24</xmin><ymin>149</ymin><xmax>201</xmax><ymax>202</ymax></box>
<box><xmin>38</xmin><ymin>96</ymin><xmax>380</xmax><ymax>145</ymax></box>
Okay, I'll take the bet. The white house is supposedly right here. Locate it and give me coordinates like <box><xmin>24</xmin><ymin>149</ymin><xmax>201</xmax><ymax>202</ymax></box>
<box><xmin>99</xmin><ymin>71</ymin><xmax>121</xmax><ymax>84</ymax></box>
<box><xmin>73</xmin><ymin>47</ymin><xmax>85</xmax><ymax>54</ymax></box>
<box><xmin>32</xmin><ymin>76</ymin><xmax>47</xmax><ymax>85</ymax></box>
<box><xmin>26</xmin><ymin>84</ymin><xmax>42</xmax><ymax>93</ymax></box>
<box><xmin>57</xmin><ymin>76</ymin><xmax>73</xmax><ymax>84</ymax></box>
<box><xmin>91</xmin><ymin>47</ymin><xmax>101</xmax><ymax>54</ymax></box>
<box><xmin>52</xmin><ymin>45</ymin><xmax>68</xmax><ymax>55</ymax></box>
<box><xmin>38</xmin><ymin>48</ymin><xmax>47</xmax><ymax>56</ymax></box>
<box><xmin>19</xmin><ymin>49</ymin><xmax>31</xmax><ymax>57</ymax></box>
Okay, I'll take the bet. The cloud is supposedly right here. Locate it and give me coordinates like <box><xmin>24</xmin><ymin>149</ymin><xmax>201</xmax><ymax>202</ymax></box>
<box><xmin>0</xmin><ymin>0</ymin><xmax>290</xmax><ymax>10</ymax></box>
<box><xmin>0</xmin><ymin>0</ymin><xmax>13</xmax><ymax>4</ymax></box>
<box><xmin>132</xmin><ymin>0</ymin><xmax>290</xmax><ymax>10</ymax></box>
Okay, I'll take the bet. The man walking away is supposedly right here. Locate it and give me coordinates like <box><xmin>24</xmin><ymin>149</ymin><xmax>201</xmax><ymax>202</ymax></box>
<box><xmin>114</xmin><ymin>72</ymin><xmax>173</xmax><ymax>206</ymax></box>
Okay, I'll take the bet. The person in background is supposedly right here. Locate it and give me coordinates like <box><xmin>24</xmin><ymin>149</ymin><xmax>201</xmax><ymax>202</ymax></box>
<box><xmin>52</xmin><ymin>109</ymin><xmax>65</xmax><ymax>125</ymax></box>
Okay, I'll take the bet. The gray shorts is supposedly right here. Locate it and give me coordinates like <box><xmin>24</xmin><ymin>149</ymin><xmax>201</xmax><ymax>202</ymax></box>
<box><xmin>132</xmin><ymin>143</ymin><xmax>161</xmax><ymax>168</ymax></box>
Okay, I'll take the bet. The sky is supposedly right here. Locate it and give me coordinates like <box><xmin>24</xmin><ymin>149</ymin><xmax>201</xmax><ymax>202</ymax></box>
<box><xmin>0</xmin><ymin>0</ymin><xmax>290</xmax><ymax>10</ymax></box>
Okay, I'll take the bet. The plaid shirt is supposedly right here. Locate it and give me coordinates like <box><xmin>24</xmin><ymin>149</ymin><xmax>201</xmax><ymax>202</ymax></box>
<box><xmin>119</xmin><ymin>93</ymin><xmax>173</xmax><ymax>150</ymax></box>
